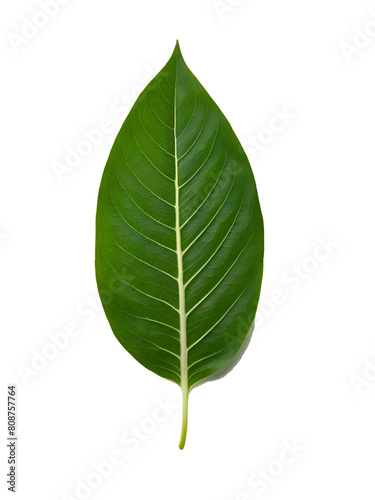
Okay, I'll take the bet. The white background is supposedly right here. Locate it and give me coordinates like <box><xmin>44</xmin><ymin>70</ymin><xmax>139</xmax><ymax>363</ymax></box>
<box><xmin>1</xmin><ymin>0</ymin><xmax>375</xmax><ymax>499</ymax></box>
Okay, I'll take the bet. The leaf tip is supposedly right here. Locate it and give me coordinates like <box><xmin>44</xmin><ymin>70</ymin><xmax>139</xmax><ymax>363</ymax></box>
<box><xmin>173</xmin><ymin>39</ymin><xmax>182</xmax><ymax>59</ymax></box>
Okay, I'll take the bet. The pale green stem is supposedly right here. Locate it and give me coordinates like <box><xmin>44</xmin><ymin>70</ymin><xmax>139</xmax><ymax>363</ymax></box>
<box><xmin>179</xmin><ymin>386</ymin><xmax>189</xmax><ymax>449</ymax></box>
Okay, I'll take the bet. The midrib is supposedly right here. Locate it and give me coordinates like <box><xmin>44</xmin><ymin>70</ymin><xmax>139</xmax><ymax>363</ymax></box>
<box><xmin>173</xmin><ymin>62</ymin><xmax>188</xmax><ymax>449</ymax></box>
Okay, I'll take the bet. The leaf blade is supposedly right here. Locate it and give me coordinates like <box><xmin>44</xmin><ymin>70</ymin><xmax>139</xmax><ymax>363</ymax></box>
<box><xmin>95</xmin><ymin>41</ymin><xmax>264</xmax><ymax>448</ymax></box>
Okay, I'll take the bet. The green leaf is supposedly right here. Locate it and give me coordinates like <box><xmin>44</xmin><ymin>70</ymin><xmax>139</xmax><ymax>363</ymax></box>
<box><xmin>95</xmin><ymin>41</ymin><xmax>264</xmax><ymax>449</ymax></box>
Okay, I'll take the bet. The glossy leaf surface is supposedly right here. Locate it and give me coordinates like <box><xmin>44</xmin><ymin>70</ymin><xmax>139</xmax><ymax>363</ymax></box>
<box><xmin>95</xmin><ymin>42</ymin><xmax>264</xmax><ymax>448</ymax></box>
